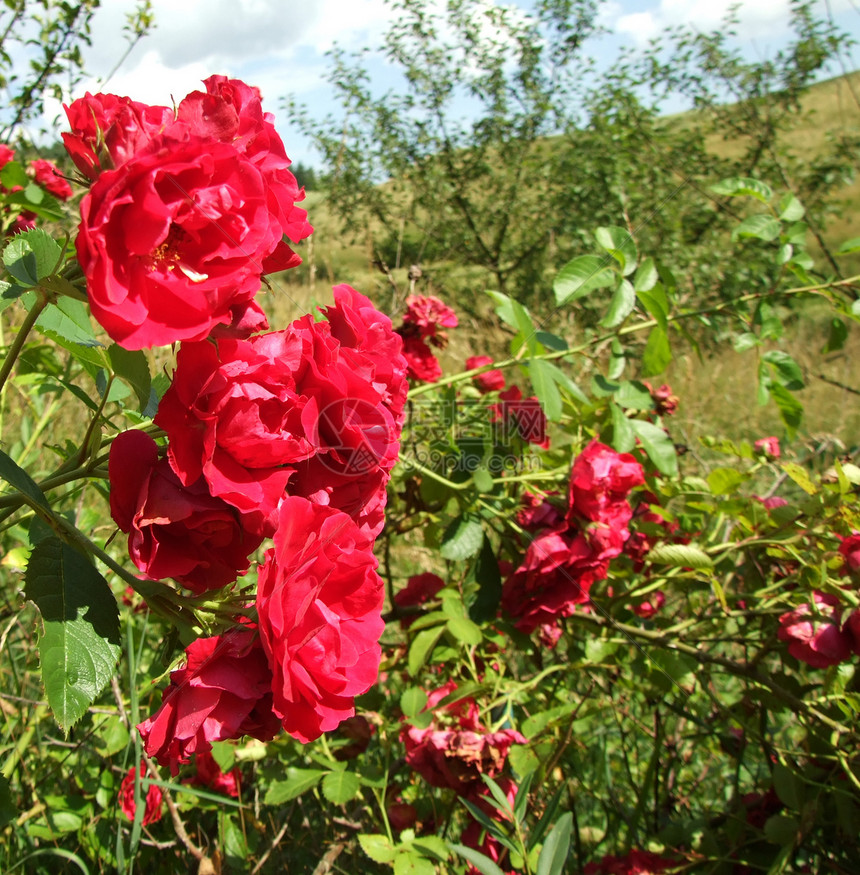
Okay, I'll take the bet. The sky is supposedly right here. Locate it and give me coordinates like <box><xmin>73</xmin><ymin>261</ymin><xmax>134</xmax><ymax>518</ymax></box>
<box><xmin>39</xmin><ymin>0</ymin><xmax>860</xmax><ymax>168</ymax></box>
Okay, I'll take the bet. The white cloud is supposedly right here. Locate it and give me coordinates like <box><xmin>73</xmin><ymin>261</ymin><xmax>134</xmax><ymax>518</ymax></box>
<box><xmin>616</xmin><ymin>11</ymin><xmax>659</xmax><ymax>45</ymax></box>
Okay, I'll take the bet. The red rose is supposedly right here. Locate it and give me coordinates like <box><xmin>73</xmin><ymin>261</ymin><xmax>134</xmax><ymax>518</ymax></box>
<box><xmin>583</xmin><ymin>849</ymin><xmax>678</xmax><ymax>874</ymax></box>
<box><xmin>466</xmin><ymin>355</ymin><xmax>505</xmax><ymax>393</ymax></box>
<box><xmin>493</xmin><ymin>385</ymin><xmax>549</xmax><ymax>448</ymax></box>
<box><xmin>516</xmin><ymin>491</ymin><xmax>564</xmax><ymax>531</ymax></box>
<box><xmin>777</xmin><ymin>591</ymin><xmax>853</xmax><ymax>668</ymax></box>
<box><xmin>158</xmin><ymin>301</ymin><xmax>404</xmax><ymax>536</ymax></box>
<box><xmin>0</xmin><ymin>144</ymin><xmax>15</xmax><ymax>169</ymax></box>
<box><xmin>632</xmin><ymin>590</ymin><xmax>666</xmax><ymax>618</ymax></box>
<box><xmin>109</xmin><ymin>430</ymin><xmax>262</xmax><ymax>593</ymax></box>
<box><xmin>395</xmin><ymin>573</ymin><xmax>446</xmax><ymax>609</ymax></box>
<box><xmin>208</xmin><ymin>298</ymin><xmax>269</xmax><ymax>340</ymax></box>
<box><xmin>119</xmin><ymin>764</ymin><xmax>164</xmax><ymax>825</ymax></box>
<box><xmin>401</xmin><ymin>335</ymin><xmax>442</xmax><ymax>382</ymax></box>
<box><xmin>178</xmin><ymin>75</ymin><xmax>312</xmax><ymax>267</ymax></box>
<box><xmin>187</xmin><ymin>751</ymin><xmax>241</xmax><ymax>798</ymax></box>
<box><xmin>839</xmin><ymin>532</ymin><xmax>860</xmax><ymax>576</ymax></box>
<box><xmin>9</xmin><ymin>211</ymin><xmax>36</xmax><ymax>234</ymax></box>
<box><xmin>402</xmin><ymin>682</ymin><xmax>525</xmax><ymax>794</ymax></box>
<box><xmin>138</xmin><ymin>625</ymin><xmax>280</xmax><ymax>774</ymax></box>
<box><xmin>29</xmin><ymin>158</ymin><xmax>73</xmax><ymax>201</ymax></box>
<box><xmin>62</xmin><ymin>92</ymin><xmax>173</xmax><ymax>180</ymax></box>
<box><xmin>502</xmin><ymin>523</ymin><xmax>626</xmax><ymax>633</ymax></box>
<box><xmin>76</xmin><ymin>132</ymin><xmax>290</xmax><ymax>349</ymax></box>
<box><xmin>402</xmin><ymin>294</ymin><xmax>458</xmax><ymax>339</ymax></box>
<box><xmin>754</xmin><ymin>436</ymin><xmax>781</xmax><ymax>459</ymax></box>
<box><xmin>256</xmin><ymin>497</ymin><xmax>385</xmax><ymax>743</ymax></box>
<box><xmin>567</xmin><ymin>440</ymin><xmax>645</xmax><ymax>527</ymax></box>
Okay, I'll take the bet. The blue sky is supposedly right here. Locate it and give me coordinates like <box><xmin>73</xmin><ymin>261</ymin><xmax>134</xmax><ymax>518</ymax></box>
<box><xmin>41</xmin><ymin>0</ymin><xmax>860</xmax><ymax>168</ymax></box>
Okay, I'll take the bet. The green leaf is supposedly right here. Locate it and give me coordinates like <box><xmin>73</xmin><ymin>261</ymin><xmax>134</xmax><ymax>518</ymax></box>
<box><xmin>636</xmin><ymin>284</ymin><xmax>669</xmax><ymax>329</ymax></box>
<box><xmin>528</xmin><ymin>359</ymin><xmax>562</xmax><ymax>422</ymax></box>
<box><xmin>762</xmin><ymin>350</ymin><xmax>804</xmax><ymax>390</ymax></box>
<box><xmin>536</xmin><ymin>812</ymin><xmax>572</xmax><ymax>875</ymax></box>
<box><xmin>0</xmin><ymin>447</ymin><xmax>51</xmax><ymax>512</ymax></box>
<box><xmin>709</xmin><ymin>176</ymin><xmax>773</xmax><ymax>202</ymax></box>
<box><xmin>645</xmin><ymin>543</ymin><xmax>714</xmax><ymax>570</ymax></box>
<box><xmin>411</xmin><ymin>835</ymin><xmax>450</xmax><ymax>861</ymax></box>
<box><xmin>611</xmin><ymin>403</ymin><xmax>635</xmax><ymax>453</ymax></box>
<box><xmin>615</xmin><ymin>380</ymin><xmax>653</xmax><ymax>410</ymax></box>
<box><xmin>553</xmin><ymin>255</ymin><xmax>615</xmax><ymax>306</ymax></box>
<box><xmin>777</xmin><ymin>193</ymin><xmax>804</xmax><ymax>222</ymax></box>
<box><xmin>780</xmin><ymin>462</ymin><xmax>817</xmax><ymax>495</ymax></box>
<box><xmin>394</xmin><ymin>852</ymin><xmax>436</xmax><ymax>875</ymax></box>
<box><xmin>108</xmin><ymin>345</ymin><xmax>151</xmax><ymax>413</ymax></box>
<box><xmin>707</xmin><ymin>466</ymin><xmax>749</xmax><ymax>495</ymax></box>
<box><xmin>468</xmin><ymin>536</ymin><xmax>502</xmax><ymax>624</ymax></box>
<box><xmin>837</xmin><ymin>236</ymin><xmax>860</xmax><ymax>254</ymax></box>
<box><xmin>450</xmin><ymin>844</ymin><xmax>506</xmax><ymax>875</ymax></box>
<box><xmin>24</xmin><ymin>537</ymin><xmax>121</xmax><ymax>734</ymax></box>
<box><xmin>359</xmin><ymin>834</ymin><xmax>397</xmax><ymax>864</ymax></box>
<box><xmin>601</xmin><ymin>278</ymin><xmax>636</xmax><ymax>328</ymax></box>
<box><xmin>629</xmin><ymin>419</ymin><xmax>678</xmax><ymax>477</ymax></box>
<box><xmin>35</xmin><ymin>297</ymin><xmax>107</xmax><ymax>377</ymax></box>
<box><xmin>732</xmin><ymin>214</ymin><xmax>781</xmax><ymax>243</ymax></box>
<box><xmin>440</xmin><ymin>516</ymin><xmax>484</xmax><ymax>561</ymax></box>
<box><xmin>408</xmin><ymin>626</ymin><xmax>445</xmax><ymax>677</ymax></box>
<box><xmin>641</xmin><ymin>325</ymin><xmax>672</xmax><ymax>377</ymax></box>
<box><xmin>768</xmin><ymin>383</ymin><xmax>803</xmax><ymax>439</ymax></box>
<box><xmin>1</xmin><ymin>160</ymin><xmax>28</xmax><ymax>190</ymax></box>
<box><xmin>322</xmin><ymin>770</ymin><xmax>360</xmax><ymax>805</ymax></box>
<box><xmin>595</xmin><ymin>225</ymin><xmax>638</xmax><ymax>275</ymax></box>
<box><xmin>2</xmin><ymin>230</ymin><xmax>61</xmax><ymax>286</ymax></box>
<box><xmin>446</xmin><ymin>615</ymin><xmax>483</xmax><ymax>646</ymax></box>
<box><xmin>822</xmin><ymin>318</ymin><xmax>847</xmax><ymax>354</ymax></box>
<box><xmin>263</xmin><ymin>768</ymin><xmax>327</xmax><ymax>805</ymax></box>
<box><xmin>633</xmin><ymin>257</ymin><xmax>658</xmax><ymax>292</ymax></box>
<box><xmin>400</xmin><ymin>687</ymin><xmax>428</xmax><ymax>718</ymax></box>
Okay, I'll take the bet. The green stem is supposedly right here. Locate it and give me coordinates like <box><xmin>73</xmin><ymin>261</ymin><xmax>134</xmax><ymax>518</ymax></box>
<box><xmin>0</xmin><ymin>290</ymin><xmax>48</xmax><ymax>397</ymax></box>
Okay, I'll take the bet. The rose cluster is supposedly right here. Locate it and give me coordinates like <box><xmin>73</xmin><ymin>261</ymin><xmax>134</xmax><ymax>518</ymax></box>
<box><xmin>62</xmin><ymin>79</ymin><xmax>410</xmax><ymax>775</ymax></box>
<box><xmin>502</xmin><ymin>440</ymin><xmax>645</xmax><ymax>639</ymax></box>
<box><xmin>396</xmin><ymin>294</ymin><xmax>458</xmax><ymax>382</ymax></box>
<box><xmin>0</xmin><ymin>146</ymin><xmax>73</xmax><ymax>234</ymax></box>
<box><xmin>63</xmin><ymin>76</ymin><xmax>313</xmax><ymax>349</ymax></box>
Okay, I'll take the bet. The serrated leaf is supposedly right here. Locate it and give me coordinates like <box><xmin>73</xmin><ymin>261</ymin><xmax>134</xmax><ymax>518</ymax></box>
<box><xmin>641</xmin><ymin>325</ymin><xmax>672</xmax><ymax>377</ymax></box>
<box><xmin>263</xmin><ymin>768</ymin><xmax>326</xmax><ymax>805</ymax></box>
<box><xmin>630</xmin><ymin>419</ymin><xmax>678</xmax><ymax>477</ymax></box>
<box><xmin>633</xmin><ymin>257</ymin><xmax>658</xmax><ymax>292</ymax></box>
<box><xmin>37</xmin><ymin>297</ymin><xmax>98</xmax><ymax>346</ymax></box>
<box><xmin>780</xmin><ymin>462</ymin><xmax>817</xmax><ymax>495</ymax></box>
<box><xmin>553</xmin><ymin>255</ymin><xmax>615</xmax><ymax>306</ymax></box>
<box><xmin>601</xmin><ymin>278</ymin><xmax>636</xmax><ymax>328</ymax></box>
<box><xmin>537</xmin><ymin>812</ymin><xmax>572</xmax><ymax>875</ymax></box>
<box><xmin>446</xmin><ymin>615</ymin><xmax>483</xmax><ymax>646</ymax></box>
<box><xmin>108</xmin><ymin>344</ymin><xmax>151</xmax><ymax>413</ymax></box>
<box><xmin>595</xmin><ymin>225</ymin><xmax>638</xmax><ymax>275</ymax></box>
<box><xmin>322</xmin><ymin>770</ymin><xmax>360</xmax><ymax>805</ymax></box>
<box><xmin>528</xmin><ymin>358</ymin><xmax>562</xmax><ymax>422</ymax></box>
<box><xmin>359</xmin><ymin>834</ymin><xmax>396</xmax><ymax>864</ymax></box>
<box><xmin>0</xmin><ymin>447</ymin><xmax>51</xmax><ymax>512</ymax></box>
<box><xmin>408</xmin><ymin>626</ymin><xmax>445</xmax><ymax>677</ymax></box>
<box><xmin>645</xmin><ymin>543</ymin><xmax>713</xmax><ymax>570</ymax></box>
<box><xmin>400</xmin><ymin>687</ymin><xmax>428</xmax><ymax>718</ymax></box>
<box><xmin>412</xmin><ymin>835</ymin><xmax>450</xmax><ymax>861</ymax></box>
<box><xmin>3</xmin><ymin>229</ymin><xmax>61</xmax><ymax>286</ymax></box>
<box><xmin>709</xmin><ymin>176</ymin><xmax>773</xmax><ymax>202</ymax></box>
<box><xmin>451</xmin><ymin>843</ymin><xmax>507</xmax><ymax>875</ymax></box>
<box><xmin>615</xmin><ymin>380</ymin><xmax>653</xmax><ymax>410</ymax></box>
<box><xmin>636</xmin><ymin>284</ymin><xmax>669</xmax><ymax>329</ymax></box>
<box><xmin>24</xmin><ymin>537</ymin><xmax>120</xmax><ymax>734</ymax></box>
<box><xmin>778</xmin><ymin>194</ymin><xmax>804</xmax><ymax>222</ymax></box>
<box><xmin>732</xmin><ymin>214</ymin><xmax>781</xmax><ymax>242</ymax></box>
<box><xmin>707</xmin><ymin>466</ymin><xmax>749</xmax><ymax>495</ymax></box>
<box><xmin>440</xmin><ymin>516</ymin><xmax>484</xmax><ymax>561</ymax></box>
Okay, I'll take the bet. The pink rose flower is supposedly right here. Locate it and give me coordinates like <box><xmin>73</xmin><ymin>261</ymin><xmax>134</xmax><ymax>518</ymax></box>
<box><xmin>186</xmin><ymin>751</ymin><xmax>241</xmax><ymax>798</ymax></box>
<box><xmin>754</xmin><ymin>436</ymin><xmax>781</xmax><ymax>459</ymax></box>
<box><xmin>108</xmin><ymin>430</ymin><xmax>262</xmax><ymax>593</ymax></box>
<box><xmin>138</xmin><ymin>625</ymin><xmax>280</xmax><ymax>774</ymax></box>
<box><xmin>492</xmin><ymin>385</ymin><xmax>549</xmax><ymax>448</ymax></box>
<box><xmin>567</xmin><ymin>440</ymin><xmax>645</xmax><ymax>528</ymax></box>
<box><xmin>466</xmin><ymin>355</ymin><xmax>506</xmax><ymax>393</ymax></box>
<box><xmin>29</xmin><ymin>158</ymin><xmax>73</xmax><ymax>200</ymax></box>
<box><xmin>777</xmin><ymin>591</ymin><xmax>853</xmax><ymax>668</ymax></box>
<box><xmin>256</xmin><ymin>497</ymin><xmax>385</xmax><ymax>743</ymax></box>
<box><xmin>839</xmin><ymin>532</ymin><xmax>860</xmax><ymax>576</ymax></box>
<box><xmin>119</xmin><ymin>763</ymin><xmax>164</xmax><ymax>825</ymax></box>
<box><xmin>402</xmin><ymin>682</ymin><xmax>526</xmax><ymax>794</ymax></box>
<box><xmin>0</xmin><ymin>144</ymin><xmax>15</xmax><ymax>169</ymax></box>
